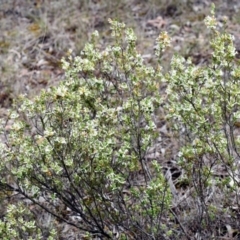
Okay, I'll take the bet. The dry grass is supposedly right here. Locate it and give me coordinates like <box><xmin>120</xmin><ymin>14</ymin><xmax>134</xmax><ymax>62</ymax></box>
<box><xmin>0</xmin><ymin>0</ymin><xmax>216</xmax><ymax>108</ymax></box>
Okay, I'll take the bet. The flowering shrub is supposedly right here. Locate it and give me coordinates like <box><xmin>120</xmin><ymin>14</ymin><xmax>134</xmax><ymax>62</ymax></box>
<box><xmin>1</xmin><ymin>5</ymin><xmax>240</xmax><ymax>239</ymax></box>
<box><xmin>165</xmin><ymin>5</ymin><xmax>240</xmax><ymax>237</ymax></box>
<box><xmin>0</xmin><ymin>19</ymin><xmax>171</xmax><ymax>239</ymax></box>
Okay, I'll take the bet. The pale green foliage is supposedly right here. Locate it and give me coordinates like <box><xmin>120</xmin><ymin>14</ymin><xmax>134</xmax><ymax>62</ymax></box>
<box><xmin>165</xmin><ymin>5</ymin><xmax>240</xmax><ymax>232</ymax></box>
<box><xmin>0</xmin><ymin>203</ymin><xmax>56</xmax><ymax>240</ymax></box>
<box><xmin>0</xmin><ymin>19</ymin><xmax>171</xmax><ymax>239</ymax></box>
<box><xmin>1</xmin><ymin>6</ymin><xmax>239</xmax><ymax>238</ymax></box>
<box><xmin>166</xmin><ymin>8</ymin><xmax>239</xmax><ymax>172</ymax></box>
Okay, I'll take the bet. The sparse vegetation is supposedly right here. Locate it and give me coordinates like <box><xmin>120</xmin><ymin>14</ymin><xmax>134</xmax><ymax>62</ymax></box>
<box><xmin>1</xmin><ymin>1</ymin><xmax>240</xmax><ymax>239</ymax></box>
